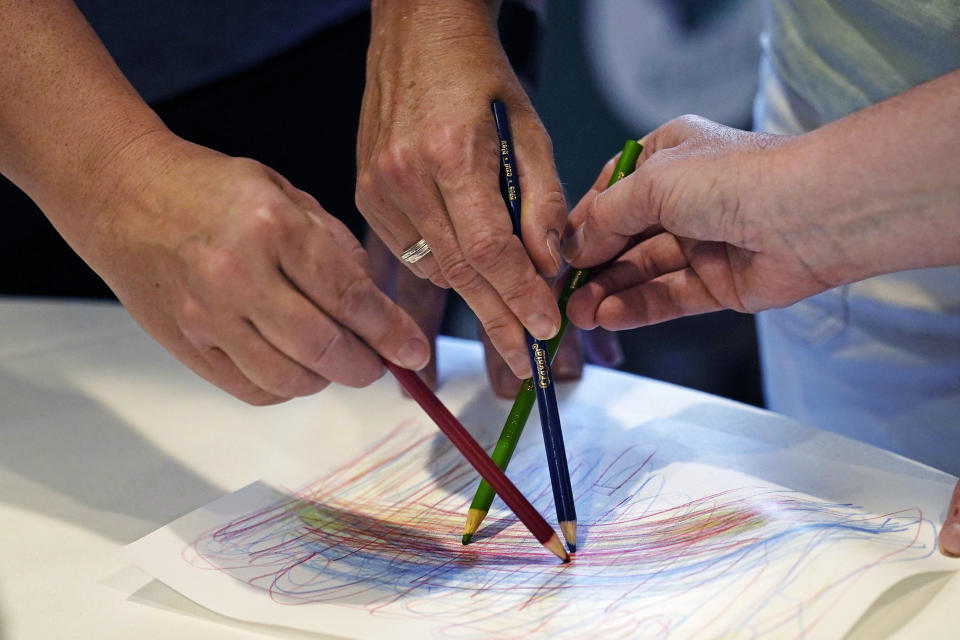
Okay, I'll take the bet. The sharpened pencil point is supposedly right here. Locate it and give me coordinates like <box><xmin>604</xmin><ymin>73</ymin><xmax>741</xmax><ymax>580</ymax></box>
<box><xmin>544</xmin><ymin>533</ymin><xmax>570</xmax><ymax>563</ymax></box>
<box><xmin>462</xmin><ymin>508</ymin><xmax>486</xmax><ymax>544</ymax></box>
<box><xmin>560</xmin><ymin>520</ymin><xmax>577</xmax><ymax>553</ymax></box>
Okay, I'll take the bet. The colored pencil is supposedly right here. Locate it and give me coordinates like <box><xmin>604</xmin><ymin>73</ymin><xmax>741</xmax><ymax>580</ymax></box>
<box><xmin>383</xmin><ymin>359</ymin><xmax>569</xmax><ymax>562</ymax></box>
<box><xmin>463</xmin><ymin>137</ymin><xmax>643</xmax><ymax>545</ymax></box>
<box><xmin>491</xmin><ymin>100</ymin><xmax>578</xmax><ymax>552</ymax></box>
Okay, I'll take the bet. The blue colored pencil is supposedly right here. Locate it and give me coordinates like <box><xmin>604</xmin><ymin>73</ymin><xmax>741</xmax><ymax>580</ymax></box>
<box><xmin>491</xmin><ymin>100</ymin><xmax>577</xmax><ymax>552</ymax></box>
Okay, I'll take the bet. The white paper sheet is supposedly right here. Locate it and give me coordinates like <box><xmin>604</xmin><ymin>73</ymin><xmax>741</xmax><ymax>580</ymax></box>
<box><xmin>128</xmin><ymin>411</ymin><xmax>957</xmax><ymax>640</ymax></box>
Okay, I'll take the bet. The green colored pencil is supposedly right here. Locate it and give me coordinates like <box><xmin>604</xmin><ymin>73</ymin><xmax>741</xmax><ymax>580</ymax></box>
<box><xmin>462</xmin><ymin>138</ymin><xmax>643</xmax><ymax>545</ymax></box>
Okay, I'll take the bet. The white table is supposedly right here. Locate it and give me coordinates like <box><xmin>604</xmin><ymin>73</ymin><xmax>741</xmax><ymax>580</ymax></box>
<box><xmin>0</xmin><ymin>298</ymin><xmax>956</xmax><ymax>639</ymax></box>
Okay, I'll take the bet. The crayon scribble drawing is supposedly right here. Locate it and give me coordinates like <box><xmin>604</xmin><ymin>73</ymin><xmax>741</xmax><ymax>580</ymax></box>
<box><xmin>133</xmin><ymin>420</ymin><xmax>947</xmax><ymax>640</ymax></box>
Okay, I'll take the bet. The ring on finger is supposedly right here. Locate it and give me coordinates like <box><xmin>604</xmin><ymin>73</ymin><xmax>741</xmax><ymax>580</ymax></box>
<box><xmin>400</xmin><ymin>238</ymin><xmax>432</xmax><ymax>264</ymax></box>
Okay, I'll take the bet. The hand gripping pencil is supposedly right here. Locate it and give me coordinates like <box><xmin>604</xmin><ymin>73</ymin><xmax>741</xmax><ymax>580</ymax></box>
<box><xmin>490</xmin><ymin>100</ymin><xmax>578</xmax><ymax>552</ymax></box>
<box><xmin>384</xmin><ymin>360</ymin><xmax>569</xmax><ymax>562</ymax></box>
<box><xmin>463</xmin><ymin>137</ymin><xmax>643</xmax><ymax>546</ymax></box>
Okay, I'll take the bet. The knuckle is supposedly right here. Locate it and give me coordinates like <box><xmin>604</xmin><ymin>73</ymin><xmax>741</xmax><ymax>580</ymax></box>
<box><xmin>442</xmin><ymin>257</ymin><xmax>483</xmax><ymax>293</ymax></box>
<box><xmin>336</xmin><ymin>274</ymin><xmax>379</xmax><ymax>320</ymax></box>
<box><xmin>354</xmin><ymin>171</ymin><xmax>377</xmax><ymax>210</ymax></box>
<box><xmin>305</xmin><ymin>330</ymin><xmax>343</xmax><ymax>371</ymax></box>
<box><xmin>479</xmin><ymin>313</ymin><xmax>516</xmax><ymax>348</ymax></box>
<box><xmin>246</xmin><ymin>200</ymin><xmax>290</xmax><ymax>239</ymax></box>
<box><xmin>374</xmin><ymin>143</ymin><xmax>415</xmax><ymax>183</ymax></box>
<box><xmin>463</xmin><ymin>230</ymin><xmax>511</xmax><ymax>272</ymax></box>
<box><xmin>501</xmin><ymin>271</ymin><xmax>544</xmax><ymax>307</ymax></box>
<box><xmin>271</xmin><ymin>369</ymin><xmax>327</xmax><ymax>398</ymax></box>
<box><xmin>422</xmin><ymin>123</ymin><xmax>463</xmax><ymax>166</ymax></box>
<box><xmin>195</xmin><ymin>246</ymin><xmax>246</xmax><ymax>285</ymax></box>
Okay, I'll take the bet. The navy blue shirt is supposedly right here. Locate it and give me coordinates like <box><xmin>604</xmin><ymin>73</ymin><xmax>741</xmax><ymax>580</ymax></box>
<box><xmin>75</xmin><ymin>0</ymin><xmax>368</xmax><ymax>102</ymax></box>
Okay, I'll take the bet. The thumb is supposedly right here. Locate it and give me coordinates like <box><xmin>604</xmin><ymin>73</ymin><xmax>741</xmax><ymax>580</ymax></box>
<box><xmin>561</xmin><ymin>165</ymin><xmax>661</xmax><ymax>269</ymax></box>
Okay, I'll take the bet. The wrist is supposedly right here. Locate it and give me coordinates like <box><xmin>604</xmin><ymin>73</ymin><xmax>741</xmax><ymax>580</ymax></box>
<box><xmin>755</xmin><ymin>132</ymin><xmax>884</xmax><ymax>288</ymax></box>
<box><xmin>370</xmin><ymin>0</ymin><xmax>501</xmax><ymax>50</ymax></box>
<box><xmin>49</xmin><ymin>123</ymin><xmax>181</xmax><ymax>266</ymax></box>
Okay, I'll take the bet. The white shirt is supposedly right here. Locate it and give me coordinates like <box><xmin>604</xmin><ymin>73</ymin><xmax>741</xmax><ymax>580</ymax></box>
<box><xmin>753</xmin><ymin>0</ymin><xmax>960</xmax><ymax>474</ymax></box>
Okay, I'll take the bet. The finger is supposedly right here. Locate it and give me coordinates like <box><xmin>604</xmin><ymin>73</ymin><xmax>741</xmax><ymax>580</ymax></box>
<box><xmin>512</xmin><ymin>112</ymin><xmax>567</xmax><ymax>276</ymax></box>
<box><xmin>396</xmin><ymin>263</ymin><xmax>447</xmax><ymax>391</ymax></box>
<box><xmin>176</xmin><ymin>297</ymin><xmax>330</xmax><ymax>399</ymax></box>
<box><xmin>479</xmin><ymin>324</ymin><xmax>523</xmax><ymax>399</ymax></box>
<box><xmin>246</xmin><ymin>274</ymin><xmax>390</xmax><ymax>388</ymax></box>
<box><xmin>193</xmin><ymin>345</ymin><xmax>288</xmax><ymax>406</ymax></box>
<box><xmin>590</xmin><ymin>268</ymin><xmax>722</xmax><ymax>331</ymax></box>
<box><xmin>355</xmin><ymin>148</ymin><xmax>450</xmax><ymax>288</ymax></box>
<box><xmin>939</xmin><ymin>478</ymin><xmax>960</xmax><ymax>557</ymax></box>
<box><xmin>563</xmin><ymin>121</ymin><xmax>712</xmax><ymax>269</ymax></box>
<box><xmin>126</xmin><ymin>297</ymin><xmax>288</xmax><ymax>406</ymax></box>
<box><xmin>565</xmin><ymin>154</ymin><xmax>621</xmax><ymax>232</ymax></box>
<box><xmin>171</xmin><ymin>331</ymin><xmax>286</xmax><ymax>405</ymax></box>
<box><xmin>566</xmin><ymin>232</ymin><xmax>691</xmax><ymax>329</ymax></box>
<box><xmin>381</xmin><ymin>177</ymin><xmax>533</xmax><ymax>378</ymax></box>
<box><xmin>276</xmin><ymin>212</ymin><xmax>432</xmax><ymax>373</ymax></box>
<box><xmin>561</xmin><ymin>168</ymin><xmax>662</xmax><ymax>269</ymax></box>
<box><xmin>437</xmin><ymin>166</ymin><xmax>561</xmax><ymax>342</ymax></box>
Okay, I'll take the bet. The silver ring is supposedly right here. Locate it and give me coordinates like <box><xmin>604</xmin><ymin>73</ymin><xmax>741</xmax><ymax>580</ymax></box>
<box><xmin>400</xmin><ymin>238</ymin><xmax>431</xmax><ymax>264</ymax></box>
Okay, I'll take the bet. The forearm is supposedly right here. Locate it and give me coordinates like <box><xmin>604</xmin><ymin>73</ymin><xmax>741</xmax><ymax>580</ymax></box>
<box><xmin>0</xmin><ymin>0</ymin><xmax>167</xmax><ymax>245</ymax></box>
<box><xmin>367</xmin><ymin>0</ymin><xmax>508</xmax><ymax>94</ymax></box>
<box><xmin>769</xmin><ymin>69</ymin><xmax>960</xmax><ymax>285</ymax></box>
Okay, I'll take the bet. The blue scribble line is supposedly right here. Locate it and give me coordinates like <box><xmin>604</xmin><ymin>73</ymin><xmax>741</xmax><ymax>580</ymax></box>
<box><xmin>183</xmin><ymin>422</ymin><xmax>938</xmax><ymax>639</ymax></box>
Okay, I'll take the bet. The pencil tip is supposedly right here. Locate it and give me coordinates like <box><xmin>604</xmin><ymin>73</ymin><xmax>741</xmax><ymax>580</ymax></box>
<box><xmin>462</xmin><ymin>508</ymin><xmax>486</xmax><ymax>543</ymax></box>
<box><xmin>544</xmin><ymin>534</ymin><xmax>570</xmax><ymax>563</ymax></box>
<box><xmin>560</xmin><ymin>520</ymin><xmax>577</xmax><ymax>553</ymax></box>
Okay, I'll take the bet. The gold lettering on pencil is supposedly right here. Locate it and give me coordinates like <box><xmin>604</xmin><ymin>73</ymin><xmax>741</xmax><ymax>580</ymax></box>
<box><xmin>532</xmin><ymin>342</ymin><xmax>550</xmax><ymax>388</ymax></box>
<box><xmin>508</xmin><ymin>185</ymin><xmax>517</xmax><ymax>201</ymax></box>
<box><xmin>501</xmin><ymin>140</ymin><xmax>508</xmax><ymax>155</ymax></box>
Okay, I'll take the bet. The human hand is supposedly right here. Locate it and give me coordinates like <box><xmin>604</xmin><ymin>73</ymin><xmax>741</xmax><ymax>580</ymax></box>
<box><xmin>366</xmin><ymin>231</ymin><xmax>620</xmax><ymax>398</ymax></box>
<box><xmin>356</xmin><ymin>0</ymin><xmax>566</xmax><ymax>380</ymax></box>
<box><xmin>562</xmin><ymin>116</ymin><xmax>842</xmax><ymax>331</ymax></box>
<box><xmin>940</xmin><ymin>478</ymin><xmax>960</xmax><ymax>557</ymax></box>
<box><xmin>370</xmin><ymin>239</ymin><xmax>602</xmax><ymax>403</ymax></box>
<box><xmin>73</xmin><ymin>133</ymin><xmax>430</xmax><ymax>405</ymax></box>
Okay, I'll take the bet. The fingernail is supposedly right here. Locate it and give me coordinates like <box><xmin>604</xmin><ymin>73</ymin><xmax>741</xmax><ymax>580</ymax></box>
<box><xmin>505</xmin><ymin>349</ymin><xmax>532</xmax><ymax>378</ymax></box>
<box><xmin>397</xmin><ymin>338</ymin><xmax>430</xmax><ymax>370</ymax></box>
<box><xmin>526</xmin><ymin>313</ymin><xmax>558</xmax><ymax>340</ymax></box>
<box><xmin>546</xmin><ymin>229</ymin><xmax>563</xmax><ymax>273</ymax></box>
<box><xmin>939</xmin><ymin>522</ymin><xmax>960</xmax><ymax>557</ymax></box>
<box><xmin>561</xmin><ymin>224</ymin><xmax>584</xmax><ymax>263</ymax></box>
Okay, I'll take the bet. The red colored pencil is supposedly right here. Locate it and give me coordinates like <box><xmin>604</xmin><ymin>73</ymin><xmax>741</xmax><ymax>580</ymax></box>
<box><xmin>383</xmin><ymin>359</ymin><xmax>569</xmax><ymax>563</ymax></box>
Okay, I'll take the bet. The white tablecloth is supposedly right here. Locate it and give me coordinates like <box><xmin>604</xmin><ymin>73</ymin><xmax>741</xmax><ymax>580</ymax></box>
<box><xmin>0</xmin><ymin>298</ymin><xmax>956</xmax><ymax>639</ymax></box>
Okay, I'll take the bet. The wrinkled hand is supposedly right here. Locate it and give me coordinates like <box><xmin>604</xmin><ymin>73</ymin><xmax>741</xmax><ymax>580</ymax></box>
<box><xmin>366</xmin><ymin>231</ymin><xmax>623</xmax><ymax>398</ymax></box>
<box><xmin>76</xmin><ymin>133</ymin><xmax>430</xmax><ymax>405</ymax></box>
<box><xmin>562</xmin><ymin>115</ymin><xmax>838</xmax><ymax>331</ymax></box>
<box><xmin>356</xmin><ymin>0</ymin><xmax>566</xmax><ymax>381</ymax></box>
